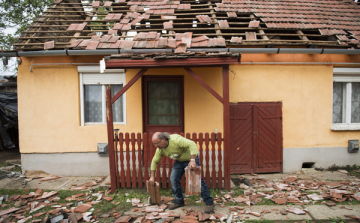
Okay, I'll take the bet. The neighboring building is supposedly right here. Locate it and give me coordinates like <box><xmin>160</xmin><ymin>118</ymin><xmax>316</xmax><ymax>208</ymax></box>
<box><xmin>0</xmin><ymin>0</ymin><xmax>359</xmax><ymax>184</ymax></box>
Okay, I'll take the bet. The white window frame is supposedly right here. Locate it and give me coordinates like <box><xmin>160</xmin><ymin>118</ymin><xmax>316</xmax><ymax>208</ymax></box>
<box><xmin>78</xmin><ymin>66</ymin><xmax>126</xmax><ymax>126</ymax></box>
<box><xmin>332</xmin><ymin>68</ymin><xmax>360</xmax><ymax>131</ymax></box>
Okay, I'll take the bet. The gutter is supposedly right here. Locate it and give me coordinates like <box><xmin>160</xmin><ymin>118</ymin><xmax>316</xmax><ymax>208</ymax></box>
<box><xmin>1</xmin><ymin>48</ymin><xmax>360</xmax><ymax>57</ymax></box>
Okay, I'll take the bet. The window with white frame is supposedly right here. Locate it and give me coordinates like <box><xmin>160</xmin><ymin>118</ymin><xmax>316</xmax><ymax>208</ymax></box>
<box><xmin>332</xmin><ymin>68</ymin><xmax>360</xmax><ymax>130</ymax></box>
<box><xmin>78</xmin><ymin>66</ymin><xmax>126</xmax><ymax>126</ymax></box>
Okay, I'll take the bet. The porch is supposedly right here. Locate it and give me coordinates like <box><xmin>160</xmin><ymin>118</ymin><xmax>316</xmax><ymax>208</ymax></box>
<box><xmin>104</xmin><ymin>54</ymin><xmax>241</xmax><ymax>192</ymax></box>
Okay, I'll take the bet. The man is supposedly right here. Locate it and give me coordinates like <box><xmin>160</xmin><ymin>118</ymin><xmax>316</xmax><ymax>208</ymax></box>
<box><xmin>149</xmin><ymin>132</ymin><xmax>215</xmax><ymax>214</ymax></box>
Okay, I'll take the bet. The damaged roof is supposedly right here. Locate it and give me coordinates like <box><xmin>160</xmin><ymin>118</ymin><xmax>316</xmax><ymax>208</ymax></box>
<box><xmin>14</xmin><ymin>0</ymin><xmax>360</xmax><ymax>51</ymax></box>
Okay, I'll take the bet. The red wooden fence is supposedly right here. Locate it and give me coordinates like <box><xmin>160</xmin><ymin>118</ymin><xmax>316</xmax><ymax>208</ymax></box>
<box><xmin>110</xmin><ymin>132</ymin><xmax>224</xmax><ymax>189</ymax></box>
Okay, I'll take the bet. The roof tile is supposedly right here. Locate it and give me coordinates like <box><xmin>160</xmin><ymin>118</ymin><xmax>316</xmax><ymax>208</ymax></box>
<box><xmin>227</xmin><ymin>12</ymin><xmax>237</xmax><ymax>18</ymax></box>
<box><xmin>157</xmin><ymin>38</ymin><xmax>168</xmax><ymax>48</ymax></box>
<box><xmin>44</xmin><ymin>41</ymin><xmax>54</xmax><ymax>50</ymax></box>
<box><xmin>163</xmin><ymin>22</ymin><xmax>173</xmax><ymax>29</ymax></box>
<box><xmin>122</xmin><ymin>40</ymin><xmax>135</xmax><ymax>49</ymax></box>
<box><xmin>192</xmin><ymin>36</ymin><xmax>209</xmax><ymax>43</ymax></box>
<box><xmin>218</xmin><ymin>20</ymin><xmax>229</xmax><ymax>28</ymax></box>
<box><xmin>249</xmin><ymin>21</ymin><xmax>260</xmax><ymax>28</ymax></box>
<box><xmin>113</xmin><ymin>23</ymin><xmax>124</xmax><ymax>30</ymax></box>
<box><xmin>85</xmin><ymin>41</ymin><xmax>98</xmax><ymax>50</ymax></box>
<box><xmin>131</xmin><ymin>17</ymin><xmax>144</xmax><ymax>25</ymax></box>
<box><xmin>167</xmin><ymin>39</ymin><xmax>176</xmax><ymax>48</ymax></box>
<box><xmin>245</xmin><ymin>32</ymin><xmax>257</xmax><ymax>40</ymax></box>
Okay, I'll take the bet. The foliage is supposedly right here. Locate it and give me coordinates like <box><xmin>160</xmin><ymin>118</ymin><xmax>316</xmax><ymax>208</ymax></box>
<box><xmin>0</xmin><ymin>0</ymin><xmax>54</xmax><ymax>75</ymax></box>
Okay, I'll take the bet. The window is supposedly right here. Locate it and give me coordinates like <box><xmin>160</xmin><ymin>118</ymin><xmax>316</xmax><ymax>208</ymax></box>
<box><xmin>78</xmin><ymin>66</ymin><xmax>126</xmax><ymax>126</ymax></box>
<box><xmin>332</xmin><ymin>68</ymin><xmax>360</xmax><ymax>130</ymax></box>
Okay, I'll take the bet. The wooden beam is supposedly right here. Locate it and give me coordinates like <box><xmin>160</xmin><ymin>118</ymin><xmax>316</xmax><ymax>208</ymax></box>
<box><xmin>223</xmin><ymin>66</ymin><xmax>231</xmax><ymax>191</ymax></box>
<box><xmin>106</xmin><ymin>57</ymin><xmax>240</xmax><ymax>69</ymax></box>
<box><xmin>111</xmin><ymin>68</ymin><xmax>148</xmax><ymax>104</ymax></box>
<box><xmin>184</xmin><ymin>68</ymin><xmax>223</xmax><ymax>104</ymax></box>
<box><xmin>106</xmin><ymin>86</ymin><xmax>117</xmax><ymax>193</ymax></box>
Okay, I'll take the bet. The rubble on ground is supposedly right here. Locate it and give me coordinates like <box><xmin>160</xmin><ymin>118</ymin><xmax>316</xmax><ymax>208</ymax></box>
<box><xmin>0</xmin><ymin>170</ymin><xmax>359</xmax><ymax>222</ymax></box>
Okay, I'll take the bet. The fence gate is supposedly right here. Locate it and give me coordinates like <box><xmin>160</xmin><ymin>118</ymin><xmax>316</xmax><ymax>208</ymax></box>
<box><xmin>230</xmin><ymin>102</ymin><xmax>283</xmax><ymax>174</ymax></box>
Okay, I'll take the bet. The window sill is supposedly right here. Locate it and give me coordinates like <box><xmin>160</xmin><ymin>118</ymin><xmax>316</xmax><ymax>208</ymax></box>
<box><xmin>84</xmin><ymin>122</ymin><xmax>126</xmax><ymax>126</ymax></box>
<box><xmin>331</xmin><ymin>124</ymin><xmax>360</xmax><ymax>131</ymax></box>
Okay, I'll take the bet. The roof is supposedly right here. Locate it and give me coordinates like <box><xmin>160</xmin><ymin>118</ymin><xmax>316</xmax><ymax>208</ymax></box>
<box><xmin>14</xmin><ymin>0</ymin><xmax>360</xmax><ymax>52</ymax></box>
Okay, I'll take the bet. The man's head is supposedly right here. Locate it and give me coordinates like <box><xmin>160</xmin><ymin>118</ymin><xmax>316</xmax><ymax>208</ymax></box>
<box><xmin>152</xmin><ymin>132</ymin><xmax>169</xmax><ymax>148</ymax></box>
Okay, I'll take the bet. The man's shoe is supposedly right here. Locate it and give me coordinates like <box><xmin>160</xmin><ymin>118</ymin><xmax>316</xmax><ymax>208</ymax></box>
<box><xmin>204</xmin><ymin>204</ymin><xmax>215</xmax><ymax>214</ymax></box>
<box><xmin>168</xmin><ymin>203</ymin><xmax>184</xmax><ymax>210</ymax></box>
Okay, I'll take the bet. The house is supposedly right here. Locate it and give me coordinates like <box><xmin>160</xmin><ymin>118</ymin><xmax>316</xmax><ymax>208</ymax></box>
<box><xmin>1</xmin><ymin>0</ymin><xmax>360</xmax><ymax>190</ymax></box>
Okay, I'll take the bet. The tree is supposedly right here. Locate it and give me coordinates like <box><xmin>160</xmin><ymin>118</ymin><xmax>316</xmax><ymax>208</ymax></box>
<box><xmin>0</xmin><ymin>0</ymin><xmax>54</xmax><ymax>75</ymax></box>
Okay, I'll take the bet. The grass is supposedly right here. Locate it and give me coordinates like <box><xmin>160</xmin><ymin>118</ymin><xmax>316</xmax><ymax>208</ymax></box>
<box><xmin>0</xmin><ymin>161</ymin><xmax>21</xmax><ymax>174</ymax></box>
<box><xmin>326</xmin><ymin>164</ymin><xmax>360</xmax><ymax>177</ymax></box>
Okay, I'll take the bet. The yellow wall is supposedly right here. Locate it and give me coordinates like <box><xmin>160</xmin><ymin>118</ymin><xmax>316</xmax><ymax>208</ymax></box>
<box><xmin>17</xmin><ymin>56</ymin><xmax>358</xmax><ymax>153</ymax></box>
<box><xmin>229</xmin><ymin>65</ymin><xmax>359</xmax><ymax>148</ymax></box>
<box><xmin>18</xmin><ymin>57</ymin><xmax>223</xmax><ymax>153</ymax></box>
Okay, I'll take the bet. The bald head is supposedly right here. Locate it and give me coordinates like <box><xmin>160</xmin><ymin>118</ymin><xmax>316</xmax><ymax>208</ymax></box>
<box><xmin>152</xmin><ymin>132</ymin><xmax>170</xmax><ymax>148</ymax></box>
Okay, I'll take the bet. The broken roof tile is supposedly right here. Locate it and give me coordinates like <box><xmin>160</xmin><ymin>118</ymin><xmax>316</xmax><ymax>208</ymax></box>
<box><xmin>175</xmin><ymin>43</ymin><xmax>187</xmax><ymax>53</ymax></box>
<box><xmin>163</xmin><ymin>22</ymin><xmax>173</xmax><ymax>29</ymax></box>
<box><xmin>249</xmin><ymin>21</ymin><xmax>260</xmax><ymax>28</ymax></box>
<box><xmin>192</xmin><ymin>36</ymin><xmax>209</xmax><ymax>43</ymax></box>
<box><xmin>230</xmin><ymin>36</ymin><xmax>243</xmax><ymax>43</ymax></box>
<box><xmin>131</xmin><ymin>17</ymin><xmax>144</xmax><ymax>25</ymax></box>
<box><xmin>245</xmin><ymin>32</ymin><xmax>257</xmax><ymax>40</ymax></box>
<box><xmin>218</xmin><ymin>20</ymin><xmax>229</xmax><ymax>28</ymax></box>
<box><xmin>44</xmin><ymin>41</ymin><xmax>54</xmax><ymax>50</ymax></box>
<box><xmin>92</xmin><ymin>1</ymin><xmax>100</xmax><ymax>7</ymax></box>
<box><xmin>66</xmin><ymin>24</ymin><xmax>78</xmax><ymax>31</ymax></box>
<box><xmin>104</xmin><ymin>2</ymin><xmax>112</xmax><ymax>7</ymax></box>
<box><xmin>227</xmin><ymin>12</ymin><xmax>237</xmax><ymax>18</ymax></box>
<box><xmin>161</xmin><ymin>15</ymin><xmax>176</xmax><ymax>19</ymax></box>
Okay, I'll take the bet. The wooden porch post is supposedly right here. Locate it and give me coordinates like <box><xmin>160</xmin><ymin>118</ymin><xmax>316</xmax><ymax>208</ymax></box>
<box><xmin>106</xmin><ymin>85</ymin><xmax>116</xmax><ymax>193</ymax></box>
<box><xmin>223</xmin><ymin>66</ymin><xmax>231</xmax><ymax>191</ymax></box>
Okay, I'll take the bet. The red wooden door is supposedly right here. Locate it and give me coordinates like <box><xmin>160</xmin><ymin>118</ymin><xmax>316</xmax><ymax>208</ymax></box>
<box><xmin>230</xmin><ymin>102</ymin><xmax>282</xmax><ymax>174</ymax></box>
<box><xmin>230</xmin><ymin>104</ymin><xmax>253</xmax><ymax>174</ymax></box>
<box><xmin>143</xmin><ymin>76</ymin><xmax>184</xmax><ymax>134</ymax></box>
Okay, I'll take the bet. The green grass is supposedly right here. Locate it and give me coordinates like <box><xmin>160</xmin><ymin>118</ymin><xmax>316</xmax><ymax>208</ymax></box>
<box><xmin>0</xmin><ymin>161</ymin><xmax>21</xmax><ymax>173</ymax></box>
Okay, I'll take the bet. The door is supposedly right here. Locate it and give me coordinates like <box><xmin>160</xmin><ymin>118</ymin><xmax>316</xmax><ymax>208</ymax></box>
<box><xmin>143</xmin><ymin>76</ymin><xmax>184</xmax><ymax>133</ymax></box>
<box><xmin>230</xmin><ymin>102</ymin><xmax>283</xmax><ymax>174</ymax></box>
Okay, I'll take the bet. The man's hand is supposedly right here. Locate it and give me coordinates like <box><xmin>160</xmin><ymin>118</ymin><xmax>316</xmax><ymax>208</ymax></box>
<box><xmin>189</xmin><ymin>160</ymin><xmax>197</xmax><ymax>170</ymax></box>
<box><xmin>149</xmin><ymin>176</ymin><xmax>155</xmax><ymax>186</ymax></box>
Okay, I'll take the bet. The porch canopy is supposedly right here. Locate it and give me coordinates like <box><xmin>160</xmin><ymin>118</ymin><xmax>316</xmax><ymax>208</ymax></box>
<box><xmin>104</xmin><ymin>51</ymin><xmax>240</xmax><ymax>192</ymax></box>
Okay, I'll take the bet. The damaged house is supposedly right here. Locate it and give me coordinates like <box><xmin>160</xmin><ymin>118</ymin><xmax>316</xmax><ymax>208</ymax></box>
<box><xmin>1</xmin><ymin>0</ymin><xmax>360</xmax><ymax>190</ymax></box>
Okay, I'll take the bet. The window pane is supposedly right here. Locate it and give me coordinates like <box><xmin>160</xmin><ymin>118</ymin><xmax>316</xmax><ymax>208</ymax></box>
<box><xmin>148</xmin><ymin>81</ymin><xmax>179</xmax><ymax>125</ymax></box>
<box><xmin>111</xmin><ymin>84</ymin><xmax>124</xmax><ymax>122</ymax></box>
<box><xmin>332</xmin><ymin>82</ymin><xmax>343</xmax><ymax>123</ymax></box>
<box><xmin>351</xmin><ymin>82</ymin><xmax>360</xmax><ymax>123</ymax></box>
<box><xmin>84</xmin><ymin>85</ymin><xmax>102</xmax><ymax>122</ymax></box>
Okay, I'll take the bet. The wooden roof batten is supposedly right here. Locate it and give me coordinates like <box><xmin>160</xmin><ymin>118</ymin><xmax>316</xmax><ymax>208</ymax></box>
<box><xmin>13</xmin><ymin>0</ymin><xmax>360</xmax><ymax>51</ymax></box>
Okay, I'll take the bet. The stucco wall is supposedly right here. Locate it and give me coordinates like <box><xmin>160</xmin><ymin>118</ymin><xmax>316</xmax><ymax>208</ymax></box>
<box><xmin>18</xmin><ymin>57</ymin><xmax>358</xmax><ymax>155</ymax></box>
<box><xmin>18</xmin><ymin>57</ymin><xmax>223</xmax><ymax>154</ymax></box>
<box><xmin>229</xmin><ymin>65</ymin><xmax>359</xmax><ymax>149</ymax></box>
